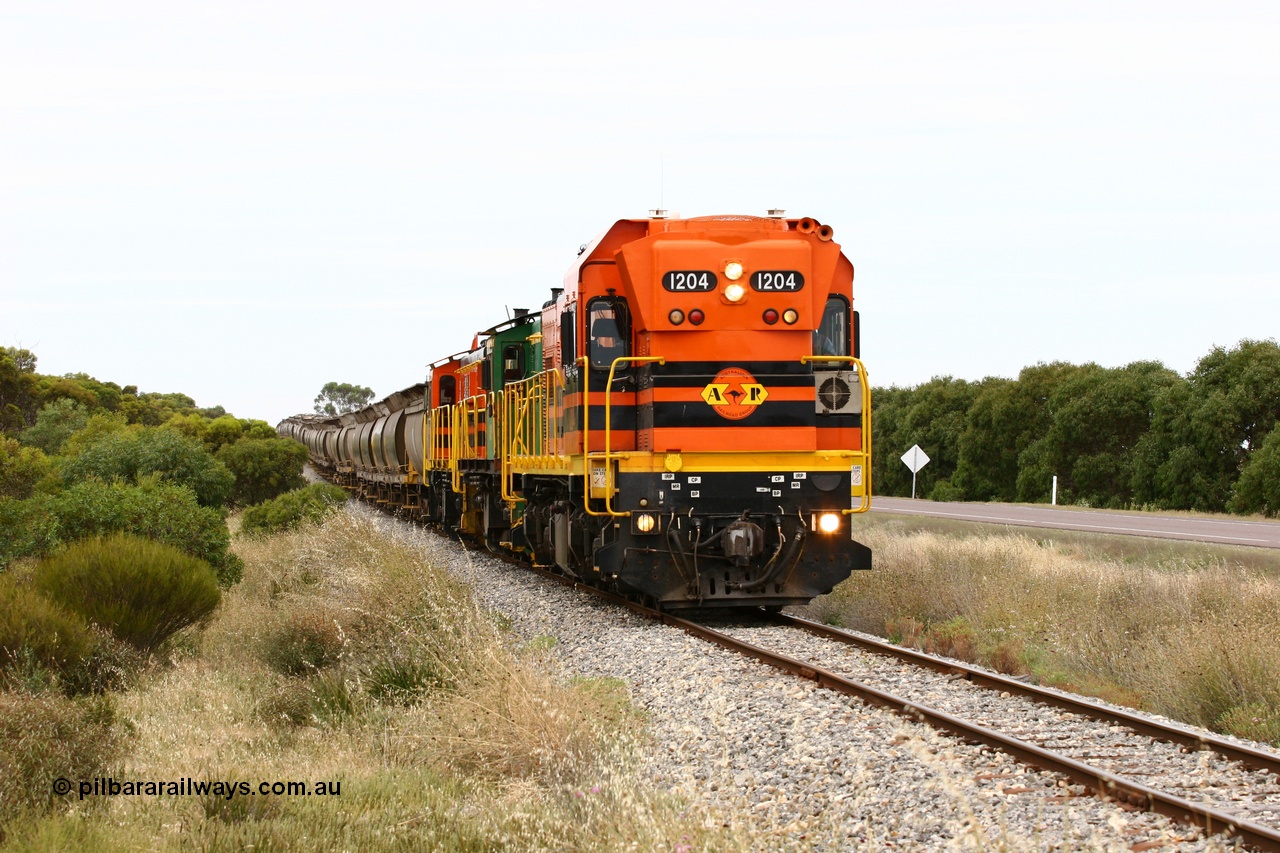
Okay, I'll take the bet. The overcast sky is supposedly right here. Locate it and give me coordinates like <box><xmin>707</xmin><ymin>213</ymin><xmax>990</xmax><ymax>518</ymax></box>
<box><xmin>3</xmin><ymin>1</ymin><xmax>1277</xmax><ymax>426</ymax></box>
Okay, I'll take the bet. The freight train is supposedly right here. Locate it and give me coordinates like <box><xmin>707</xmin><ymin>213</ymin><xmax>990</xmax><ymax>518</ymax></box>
<box><xmin>280</xmin><ymin>212</ymin><xmax>872</xmax><ymax>609</ymax></box>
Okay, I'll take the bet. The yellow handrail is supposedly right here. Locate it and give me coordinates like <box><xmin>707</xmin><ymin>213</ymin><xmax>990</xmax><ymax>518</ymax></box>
<box><xmin>802</xmin><ymin>355</ymin><xmax>873</xmax><ymax>514</ymax></box>
<box><xmin>500</xmin><ymin>369</ymin><xmax>566</xmax><ymax>503</ymax></box>
<box><xmin>582</xmin><ymin>355</ymin><xmax>665</xmax><ymax>517</ymax></box>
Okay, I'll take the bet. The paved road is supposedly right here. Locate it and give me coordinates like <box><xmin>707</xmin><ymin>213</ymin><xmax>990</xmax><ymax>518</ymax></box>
<box><xmin>870</xmin><ymin>496</ymin><xmax>1280</xmax><ymax>549</ymax></box>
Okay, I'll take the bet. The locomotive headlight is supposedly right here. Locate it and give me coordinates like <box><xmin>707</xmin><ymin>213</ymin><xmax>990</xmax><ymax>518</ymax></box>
<box><xmin>725</xmin><ymin>283</ymin><xmax>746</xmax><ymax>303</ymax></box>
<box><xmin>817</xmin><ymin>512</ymin><xmax>841</xmax><ymax>534</ymax></box>
<box><xmin>633</xmin><ymin>513</ymin><xmax>657</xmax><ymax>534</ymax></box>
<box><xmin>724</xmin><ymin>261</ymin><xmax>744</xmax><ymax>281</ymax></box>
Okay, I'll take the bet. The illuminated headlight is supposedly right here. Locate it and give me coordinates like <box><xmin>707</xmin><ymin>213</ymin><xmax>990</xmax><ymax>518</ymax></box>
<box><xmin>817</xmin><ymin>512</ymin><xmax>841</xmax><ymax>534</ymax></box>
<box><xmin>634</xmin><ymin>513</ymin><xmax>656</xmax><ymax>534</ymax></box>
<box><xmin>724</xmin><ymin>261</ymin><xmax>744</xmax><ymax>281</ymax></box>
<box><xmin>725</xmin><ymin>283</ymin><xmax>746</xmax><ymax>303</ymax></box>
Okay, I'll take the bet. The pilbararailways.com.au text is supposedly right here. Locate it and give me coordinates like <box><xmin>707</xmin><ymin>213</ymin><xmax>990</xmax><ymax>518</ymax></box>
<box><xmin>52</xmin><ymin>777</ymin><xmax>342</xmax><ymax>800</ymax></box>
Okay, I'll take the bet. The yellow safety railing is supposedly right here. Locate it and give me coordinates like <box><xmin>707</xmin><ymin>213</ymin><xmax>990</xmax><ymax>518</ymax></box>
<box><xmin>500</xmin><ymin>369</ymin><xmax>567</xmax><ymax>502</ymax></box>
<box><xmin>450</xmin><ymin>393</ymin><xmax>491</xmax><ymax>494</ymax></box>
<box><xmin>801</xmin><ymin>355</ymin><xmax>873</xmax><ymax>513</ymax></box>
<box><xmin>583</xmin><ymin>355</ymin><xmax>665</xmax><ymax>517</ymax></box>
<box><xmin>428</xmin><ymin>405</ymin><xmax>452</xmax><ymax>472</ymax></box>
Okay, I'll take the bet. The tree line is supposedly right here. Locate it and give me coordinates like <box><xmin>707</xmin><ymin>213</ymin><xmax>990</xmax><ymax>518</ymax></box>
<box><xmin>871</xmin><ymin>338</ymin><xmax>1280</xmax><ymax>517</ymax></box>
<box><xmin>0</xmin><ymin>346</ymin><xmax>315</xmax><ymax>577</ymax></box>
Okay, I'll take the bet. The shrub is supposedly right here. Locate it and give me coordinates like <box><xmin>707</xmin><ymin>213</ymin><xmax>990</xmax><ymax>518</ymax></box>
<box><xmin>33</xmin><ymin>534</ymin><xmax>222</xmax><ymax>654</ymax></box>
<box><xmin>216</xmin><ymin>437</ymin><xmax>307</xmax><ymax>506</ymax></box>
<box><xmin>38</xmin><ymin>478</ymin><xmax>243</xmax><ymax>585</ymax></box>
<box><xmin>0</xmin><ymin>437</ymin><xmax>53</xmax><ymax>500</ymax></box>
<box><xmin>204</xmin><ymin>414</ymin><xmax>245</xmax><ymax>451</ymax></box>
<box><xmin>240</xmin><ymin>483</ymin><xmax>348</xmax><ymax>537</ymax></box>
<box><xmin>260</xmin><ymin>607</ymin><xmax>345</xmax><ymax>675</ymax></box>
<box><xmin>61</xmin><ymin>411</ymin><xmax>131</xmax><ymax>458</ymax></box>
<box><xmin>0</xmin><ymin>691</ymin><xmax>123</xmax><ymax>827</ymax></box>
<box><xmin>0</xmin><ymin>574</ymin><xmax>96</xmax><ymax>687</ymax></box>
<box><xmin>20</xmin><ymin>398</ymin><xmax>90</xmax><ymax>455</ymax></box>
<box><xmin>61</xmin><ymin>427</ymin><xmax>234</xmax><ymax>508</ymax></box>
<box><xmin>0</xmin><ymin>496</ymin><xmax>60</xmax><ymax>569</ymax></box>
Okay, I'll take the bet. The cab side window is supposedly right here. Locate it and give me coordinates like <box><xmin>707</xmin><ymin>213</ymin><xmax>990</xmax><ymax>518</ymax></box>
<box><xmin>437</xmin><ymin>375</ymin><xmax>456</xmax><ymax>407</ymax></box>
<box><xmin>561</xmin><ymin>307</ymin><xmax>576</xmax><ymax>368</ymax></box>
<box><xmin>813</xmin><ymin>296</ymin><xmax>849</xmax><ymax>364</ymax></box>
<box><xmin>588</xmin><ymin>298</ymin><xmax>631</xmax><ymax>370</ymax></box>
<box><xmin>502</xmin><ymin>344</ymin><xmax>525</xmax><ymax>384</ymax></box>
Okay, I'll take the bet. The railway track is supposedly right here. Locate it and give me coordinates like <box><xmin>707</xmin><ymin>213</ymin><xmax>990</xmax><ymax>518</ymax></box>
<box><xmin>351</xmin><ymin>497</ymin><xmax>1280</xmax><ymax>850</ymax></box>
<box><xmin>511</xmin><ymin>560</ymin><xmax>1280</xmax><ymax>851</ymax></box>
<box><xmin>695</xmin><ymin>614</ymin><xmax>1280</xmax><ymax>852</ymax></box>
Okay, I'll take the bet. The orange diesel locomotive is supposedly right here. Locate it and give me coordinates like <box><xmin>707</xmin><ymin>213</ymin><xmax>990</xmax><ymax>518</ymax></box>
<box><xmin>282</xmin><ymin>212</ymin><xmax>872</xmax><ymax>609</ymax></box>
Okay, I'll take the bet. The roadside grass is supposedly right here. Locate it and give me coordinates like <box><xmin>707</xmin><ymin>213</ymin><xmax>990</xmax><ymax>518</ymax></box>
<box><xmin>4</xmin><ymin>508</ymin><xmax>1235</xmax><ymax>850</ymax></box>
<box><xmin>1</xmin><ymin>513</ymin><xmax>754</xmax><ymax>851</ymax></box>
<box><xmin>809</xmin><ymin>516</ymin><xmax>1280</xmax><ymax>746</ymax></box>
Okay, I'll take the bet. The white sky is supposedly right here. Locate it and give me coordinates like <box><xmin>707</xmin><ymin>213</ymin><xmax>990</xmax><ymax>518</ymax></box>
<box><xmin>2</xmin><ymin>1</ymin><xmax>1278</xmax><ymax>425</ymax></box>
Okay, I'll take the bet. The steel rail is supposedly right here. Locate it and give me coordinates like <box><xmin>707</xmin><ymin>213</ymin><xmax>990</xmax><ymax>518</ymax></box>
<box><xmin>669</xmin><ymin>614</ymin><xmax>1280</xmax><ymax>853</ymax></box>
<box><xmin>489</xmin><ymin>558</ymin><xmax>1280</xmax><ymax>852</ymax></box>
<box><xmin>769</xmin><ymin>612</ymin><xmax>1280</xmax><ymax>780</ymax></box>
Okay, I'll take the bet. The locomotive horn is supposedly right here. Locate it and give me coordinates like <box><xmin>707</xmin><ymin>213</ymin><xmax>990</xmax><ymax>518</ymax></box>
<box><xmin>797</xmin><ymin>218</ymin><xmax>817</xmax><ymax>234</ymax></box>
<box><xmin>816</xmin><ymin>224</ymin><xmax>834</xmax><ymax>241</ymax></box>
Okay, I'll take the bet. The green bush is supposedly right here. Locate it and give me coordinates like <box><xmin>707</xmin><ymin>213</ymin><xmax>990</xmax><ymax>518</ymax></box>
<box><xmin>0</xmin><ymin>497</ymin><xmax>60</xmax><ymax>569</ymax></box>
<box><xmin>0</xmin><ymin>574</ymin><xmax>96</xmax><ymax>686</ymax></box>
<box><xmin>216</xmin><ymin>437</ymin><xmax>307</xmax><ymax>506</ymax></box>
<box><xmin>0</xmin><ymin>437</ymin><xmax>53</xmax><ymax>500</ymax></box>
<box><xmin>40</xmin><ymin>478</ymin><xmax>242</xmax><ymax>585</ymax></box>
<box><xmin>33</xmin><ymin>534</ymin><xmax>222</xmax><ymax>654</ymax></box>
<box><xmin>61</xmin><ymin>427</ymin><xmax>234</xmax><ymax>508</ymax></box>
<box><xmin>240</xmin><ymin>483</ymin><xmax>348</xmax><ymax>537</ymax></box>
<box><xmin>0</xmin><ymin>691</ymin><xmax>124</xmax><ymax>827</ymax></box>
<box><xmin>20</xmin><ymin>398</ymin><xmax>90</xmax><ymax>455</ymax></box>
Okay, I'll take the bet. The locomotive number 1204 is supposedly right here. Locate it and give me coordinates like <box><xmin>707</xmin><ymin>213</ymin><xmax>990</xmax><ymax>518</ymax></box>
<box><xmin>751</xmin><ymin>271</ymin><xmax>805</xmax><ymax>291</ymax></box>
<box><xmin>662</xmin><ymin>270</ymin><xmax>718</xmax><ymax>292</ymax></box>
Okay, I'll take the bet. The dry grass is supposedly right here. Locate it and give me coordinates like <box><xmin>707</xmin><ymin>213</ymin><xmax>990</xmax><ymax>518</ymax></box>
<box><xmin>809</xmin><ymin>519</ymin><xmax>1280</xmax><ymax>745</ymax></box>
<box><xmin>1</xmin><ymin>514</ymin><xmax>753</xmax><ymax>851</ymax></box>
<box><xmin>4</xmin><ymin>510</ymin><xmax>1237</xmax><ymax>850</ymax></box>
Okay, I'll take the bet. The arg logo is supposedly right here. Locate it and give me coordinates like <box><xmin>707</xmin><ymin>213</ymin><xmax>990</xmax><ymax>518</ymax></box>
<box><xmin>701</xmin><ymin>367</ymin><xmax>768</xmax><ymax>420</ymax></box>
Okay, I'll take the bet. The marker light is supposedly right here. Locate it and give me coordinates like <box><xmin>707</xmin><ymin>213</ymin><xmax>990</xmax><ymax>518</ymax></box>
<box><xmin>689</xmin><ymin>309</ymin><xmax>705</xmax><ymax>325</ymax></box>
<box><xmin>763</xmin><ymin>309</ymin><xmax>779</xmax><ymax>325</ymax></box>
<box><xmin>724</xmin><ymin>261</ymin><xmax>744</xmax><ymax>281</ymax></box>
<box><xmin>782</xmin><ymin>309</ymin><xmax>799</xmax><ymax>325</ymax></box>
<box><xmin>817</xmin><ymin>512</ymin><xmax>841</xmax><ymax>534</ymax></box>
<box><xmin>634</xmin><ymin>513</ymin><xmax>656</xmax><ymax>534</ymax></box>
<box><xmin>725</xmin><ymin>283</ymin><xmax>746</xmax><ymax>303</ymax></box>
<box><xmin>669</xmin><ymin>309</ymin><xmax>685</xmax><ymax>325</ymax></box>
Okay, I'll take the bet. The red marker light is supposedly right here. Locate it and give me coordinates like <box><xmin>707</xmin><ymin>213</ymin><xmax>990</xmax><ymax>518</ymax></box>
<box><xmin>763</xmin><ymin>309</ymin><xmax>779</xmax><ymax>325</ymax></box>
<box><xmin>689</xmin><ymin>309</ymin><xmax>705</xmax><ymax>326</ymax></box>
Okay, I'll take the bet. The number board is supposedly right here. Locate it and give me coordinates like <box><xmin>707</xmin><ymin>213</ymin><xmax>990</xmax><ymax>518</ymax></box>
<box><xmin>751</xmin><ymin>270</ymin><xmax>805</xmax><ymax>291</ymax></box>
<box><xmin>662</xmin><ymin>271</ymin><xmax>717</xmax><ymax>292</ymax></box>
